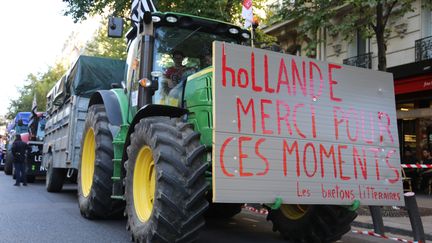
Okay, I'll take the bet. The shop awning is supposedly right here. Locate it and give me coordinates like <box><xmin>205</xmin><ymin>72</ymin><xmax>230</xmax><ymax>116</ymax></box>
<box><xmin>394</xmin><ymin>73</ymin><xmax>432</xmax><ymax>94</ymax></box>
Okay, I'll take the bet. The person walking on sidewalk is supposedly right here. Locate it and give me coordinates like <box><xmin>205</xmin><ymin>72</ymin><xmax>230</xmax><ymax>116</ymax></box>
<box><xmin>11</xmin><ymin>134</ymin><xmax>28</xmax><ymax>186</ymax></box>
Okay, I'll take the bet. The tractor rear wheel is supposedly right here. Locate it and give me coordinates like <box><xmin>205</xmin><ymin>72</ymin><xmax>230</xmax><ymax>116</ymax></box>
<box><xmin>267</xmin><ymin>204</ymin><xmax>357</xmax><ymax>243</ymax></box>
<box><xmin>4</xmin><ymin>152</ymin><xmax>13</xmax><ymax>175</ymax></box>
<box><xmin>45</xmin><ymin>154</ymin><xmax>67</xmax><ymax>192</ymax></box>
<box><xmin>125</xmin><ymin>117</ymin><xmax>208</xmax><ymax>243</ymax></box>
<box><xmin>78</xmin><ymin>104</ymin><xmax>125</xmax><ymax>219</ymax></box>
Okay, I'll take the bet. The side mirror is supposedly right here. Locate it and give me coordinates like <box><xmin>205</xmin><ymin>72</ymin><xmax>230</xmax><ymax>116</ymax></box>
<box><xmin>108</xmin><ymin>17</ymin><xmax>124</xmax><ymax>38</ymax></box>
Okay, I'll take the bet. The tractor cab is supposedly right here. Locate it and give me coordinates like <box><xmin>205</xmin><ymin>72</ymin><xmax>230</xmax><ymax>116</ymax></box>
<box><xmin>119</xmin><ymin>12</ymin><xmax>250</xmax><ymax>112</ymax></box>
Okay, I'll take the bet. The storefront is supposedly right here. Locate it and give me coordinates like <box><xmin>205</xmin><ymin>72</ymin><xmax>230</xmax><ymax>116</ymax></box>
<box><xmin>388</xmin><ymin>59</ymin><xmax>432</xmax><ymax>162</ymax></box>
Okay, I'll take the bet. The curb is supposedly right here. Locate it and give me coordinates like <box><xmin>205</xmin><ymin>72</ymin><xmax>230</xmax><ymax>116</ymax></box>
<box><xmin>352</xmin><ymin>230</ymin><xmax>418</xmax><ymax>243</ymax></box>
<box><xmin>352</xmin><ymin>221</ymin><xmax>432</xmax><ymax>241</ymax></box>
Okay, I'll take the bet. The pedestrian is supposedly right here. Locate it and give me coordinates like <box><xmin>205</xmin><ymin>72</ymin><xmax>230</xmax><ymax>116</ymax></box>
<box><xmin>420</xmin><ymin>148</ymin><xmax>432</xmax><ymax>192</ymax></box>
<box><xmin>11</xmin><ymin>134</ymin><xmax>28</xmax><ymax>186</ymax></box>
<box><xmin>421</xmin><ymin>148</ymin><xmax>432</xmax><ymax>164</ymax></box>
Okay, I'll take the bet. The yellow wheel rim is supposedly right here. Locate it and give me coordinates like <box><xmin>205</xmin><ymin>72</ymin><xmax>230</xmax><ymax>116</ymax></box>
<box><xmin>280</xmin><ymin>204</ymin><xmax>309</xmax><ymax>220</ymax></box>
<box><xmin>81</xmin><ymin>128</ymin><xmax>95</xmax><ymax>197</ymax></box>
<box><xmin>133</xmin><ymin>146</ymin><xmax>156</xmax><ymax>222</ymax></box>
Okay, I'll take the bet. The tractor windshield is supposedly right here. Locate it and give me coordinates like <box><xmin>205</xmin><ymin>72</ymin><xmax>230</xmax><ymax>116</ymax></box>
<box><xmin>28</xmin><ymin>115</ymin><xmax>46</xmax><ymax>141</ymax></box>
<box><xmin>152</xmin><ymin>26</ymin><xmax>240</xmax><ymax>106</ymax></box>
<box><xmin>36</xmin><ymin>117</ymin><xmax>46</xmax><ymax>141</ymax></box>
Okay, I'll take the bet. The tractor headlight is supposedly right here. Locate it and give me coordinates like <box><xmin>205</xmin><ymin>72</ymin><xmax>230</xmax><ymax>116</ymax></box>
<box><xmin>166</xmin><ymin>16</ymin><xmax>178</xmax><ymax>23</ymax></box>
<box><xmin>228</xmin><ymin>28</ymin><xmax>239</xmax><ymax>34</ymax></box>
<box><xmin>242</xmin><ymin>32</ymin><xmax>250</xmax><ymax>39</ymax></box>
<box><xmin>152</xmin><ymin>16</ymin><xmax>161</xmax><ymax>23</ymax></box>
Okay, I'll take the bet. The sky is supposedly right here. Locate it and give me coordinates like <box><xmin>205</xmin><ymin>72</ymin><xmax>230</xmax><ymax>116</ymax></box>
<box><xmin>0</xmin><ymin>1</ymin><xmax>98</xmax><ymax>117</ymax></box>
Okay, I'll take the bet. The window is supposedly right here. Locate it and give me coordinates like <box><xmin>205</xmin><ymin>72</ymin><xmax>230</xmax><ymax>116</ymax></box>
<box><xmin>348</xmin><ymin>30</ymin><xmax>368</xmax><ymax>57</ymax></box>
<box><xmin>152</xmin><ymin>26</ymin><xmax>239</xmax><ymax>106</ymax></box>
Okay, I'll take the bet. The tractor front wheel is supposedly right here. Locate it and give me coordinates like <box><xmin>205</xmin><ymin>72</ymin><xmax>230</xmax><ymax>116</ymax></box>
<box><xmin>267</xmin><ymin>204</ymin><xmax>357</xmax><ymax>243</ymax></box>
<box><xmin>125</xmin><ymin>117</ymin><xmax>208</xmax><ymax>242</ymax></box>
<box><xmin>78</xmin><ymin>104</ymin><xmax>125</xmax><ymax>219</ymax></box>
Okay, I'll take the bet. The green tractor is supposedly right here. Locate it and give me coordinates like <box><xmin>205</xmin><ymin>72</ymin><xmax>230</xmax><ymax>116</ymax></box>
<box><xmin>78</xmin><ymin>11</ymin><xmax>356</xmax><ymax>242</ymax></box>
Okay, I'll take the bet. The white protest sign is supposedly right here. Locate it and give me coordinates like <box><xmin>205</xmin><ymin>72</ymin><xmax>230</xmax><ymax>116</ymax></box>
<box><xmin>212</xmin><ymin>41</ymin><xmax>403</xmax><ymax>206</ymax></box>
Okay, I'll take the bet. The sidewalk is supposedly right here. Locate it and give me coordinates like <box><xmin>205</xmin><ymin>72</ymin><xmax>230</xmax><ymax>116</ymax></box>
<box><xmin>352</xmin><ymin>194</ymin><xmax>432</xmax><ymax>241</ymax></box>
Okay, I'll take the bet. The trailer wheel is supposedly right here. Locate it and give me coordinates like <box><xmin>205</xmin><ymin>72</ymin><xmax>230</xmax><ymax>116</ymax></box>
<box><xmin>125</xmin><ymin>117</ymin><xmax>208</xmax><ymax>243</ymax></box>
<box><xmin>4</xmin><ymin>151</ymin><xmax>13</xmax><ymax>175</ymax></box>
<box><xmin>78</xmin><ymin>104</ymin><xmax>125</xmax><ymax>219</ymax></box>
<box><xmin>45</xmin><ymin>154</ymin><xmax>66</xmax><ymax>192</ymax></box>
<box><xmin>267</xmin><ymin>204</ymin><xmax>357</xmax><ymax>243</ymax></box>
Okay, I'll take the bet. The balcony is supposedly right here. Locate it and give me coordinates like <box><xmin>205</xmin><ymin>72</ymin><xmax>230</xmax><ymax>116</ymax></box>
<box><xmin>415</xmin><ymin>36</ymin><xmax>432</xmax><ymax>62</ymax></box>
<box><xmin>343</xmin><ymin>53</ymin><xmax>372</xmax><ymax>69</ymax></box>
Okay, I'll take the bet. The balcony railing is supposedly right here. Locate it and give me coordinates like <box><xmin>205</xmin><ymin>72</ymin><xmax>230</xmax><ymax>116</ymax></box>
<box><xmin>415</xmin><ymin>36</ymin><xmax>432</xmax><ymax>62</ymax></box>
<box><xmin>343</xmin><ymin>53</ymin><xmax>372</xmax><ymax>69</ymax></box>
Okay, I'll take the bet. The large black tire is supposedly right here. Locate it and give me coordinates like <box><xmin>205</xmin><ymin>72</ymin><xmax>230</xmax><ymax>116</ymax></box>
<box><xmin>267</xmin><ymin>204</ymin><xmax>357</xmax><ymax>243</ymax></box>
<box><xmin>4</xmin><ymin>152</ymin><xmax>13</xmax><ymax>175</ymax></box>
<box><xmin>46</xmin><ymin>154</ymin><xmax>67</xmax><ymax>192</ymax></box>
<box><xmin>78</xmin><ymin>104</ymin><xmax>125</xmax><ymax>219</ymax></box>
<box><xmin>125</xmin><ymin>117</ymin><xmax>208</xmax><ymax>242</ymax></box>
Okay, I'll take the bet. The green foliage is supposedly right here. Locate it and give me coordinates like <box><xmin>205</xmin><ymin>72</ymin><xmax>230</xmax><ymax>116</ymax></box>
<box><xmin>63</xmin><ymin>0</ymin><xmax>277</xmax><ymax>51</ymax></box>
<box><xmin>272</xmin><ymin>0</ymin><xmax>418</xmax><ymax>70</ymax></box>
<box><xmin>63</xmin><ymin>0</ymin><xmax>267</xmax><ymax>24</ymax></box>
<box><xmin>335</xmin><ymin>0</ymin><xmax>416</xmax><ymax>40</ymax></box>
<box><xmin>272</xmin><ymin>1</ymin><xmax>339</xmax><ymax>41</ymax></box>
<box><xmin>157</xmin><ymin>0</ymin><xmax>237</xmax><ymax>22</ymax></box>
<box><xmin>64</xmin><ymin>0</ymin><xmax>130</xmax><ymax>22</ymax></box>
<box><xmin>7</xmin><ymin>63</ymin><xmax>66</xmax><ymax>119</ymax></box>
<box><xmin>7</xmin><ymin>18</ymin><xmax>129</xmax><ymax>118</ymax></box>
<box><xmin>254</xmin><ymin>28</ymin><xmax>278</xmax><ymax>47</ymax></box>
<box><xmin>84</xmin><ymin>20</ymin><xmax>128</xmax><ymax>59</ymax></box>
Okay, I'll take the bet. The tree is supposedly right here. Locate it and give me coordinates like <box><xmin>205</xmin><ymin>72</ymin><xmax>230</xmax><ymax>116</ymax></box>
<box><xmin>7</xmin><ymin>16</ymin><xmax>133</xmax><ymax>119</ymax></box>
<box><xmin>273</xmin><ymin>0</ymin><xmax>420</xmax><ymax>71</ymax></box>
<box><xmin>63</xmin><ymin>0</ymin><xmax>275</xmax><ymax>50</ymax></box>
<box><xmin>7</xmin><ymin>63</ymin><xmax>66</xmax><ymax>119</ymax></box>
<box><xmin>63</xmin><ymin>0</ymin><xmax>268</xmax><ymax>24</ymax></box>
<box><xmin>84</xmin><ymin>20</ymin><xmax>128</xmax><ymax>59</ymax></box>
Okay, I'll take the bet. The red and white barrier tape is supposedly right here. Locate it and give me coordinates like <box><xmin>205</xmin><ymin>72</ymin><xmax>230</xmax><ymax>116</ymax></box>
<box><xmin>351</xmin><ymin>230</ymin><xmax>421</xmax><ymax>243</ymax></box>
<box><xmin>243</xmin><ymin>206</ymin><xmax>268</xmax><ymax>215</ymax></box>
<box><xmin>243</xmin><ymin>207</ymin><xmax>422</xmax><ymax>243</ymax></box>
<box><xmin>401</xmin><ymin>164</ymin><xmax>432</xmax><ymax>169</ymax></box>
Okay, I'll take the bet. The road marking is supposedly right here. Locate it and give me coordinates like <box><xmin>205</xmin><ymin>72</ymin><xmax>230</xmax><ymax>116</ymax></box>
<box><xmin>241</xmin><ymin>217</ymin><xmax>259</xmax><ymax>223</ymax></box>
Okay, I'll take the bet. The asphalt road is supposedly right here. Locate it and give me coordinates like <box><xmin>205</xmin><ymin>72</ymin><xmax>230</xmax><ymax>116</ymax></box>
<box><xmin>0</xmin><ymin>172</ymin><xmax>396</xmax><ymax>243</ymax></box>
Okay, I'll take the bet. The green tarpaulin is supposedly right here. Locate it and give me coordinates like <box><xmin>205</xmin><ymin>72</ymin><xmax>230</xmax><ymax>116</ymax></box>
<box><xmin>66</xmin><ymin>55</ymin><xmax>125</xmax><ymax>97</ymax></box>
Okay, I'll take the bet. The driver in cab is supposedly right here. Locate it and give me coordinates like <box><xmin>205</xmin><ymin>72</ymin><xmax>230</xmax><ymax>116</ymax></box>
<box><xmin>163</xmin><ymin>50</ymin><xmax>194</xmax><ymax>94</ymax></box>
<box><xmin>162</xmin><ymin>50</ymin><xmax>196</xmax><ymax>104</ymax></box>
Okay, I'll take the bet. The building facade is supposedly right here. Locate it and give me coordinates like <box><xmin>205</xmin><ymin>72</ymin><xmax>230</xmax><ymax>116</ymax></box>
<box><xmin>264</xmin><ymin>0</ymin><xmax>432</xmax><ymax>161</ymax></box>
